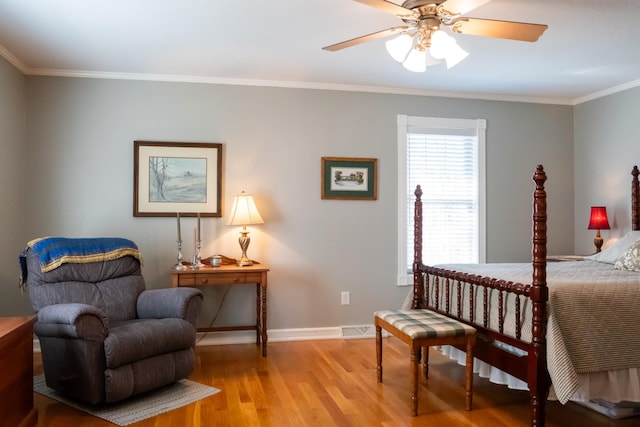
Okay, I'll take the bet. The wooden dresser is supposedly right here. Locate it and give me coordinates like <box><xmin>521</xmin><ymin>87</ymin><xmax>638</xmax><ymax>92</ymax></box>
<box><xmin>0</xmin><ymin>316</ymin><xmax>37</xmax><ymax>427</ymax></box>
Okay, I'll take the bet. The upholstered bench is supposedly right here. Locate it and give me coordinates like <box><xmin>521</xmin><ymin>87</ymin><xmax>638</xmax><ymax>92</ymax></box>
<box><xmin>374</xmin><ymin>309</ymin><xmax>476</xmax><ymax>416</ymax></box>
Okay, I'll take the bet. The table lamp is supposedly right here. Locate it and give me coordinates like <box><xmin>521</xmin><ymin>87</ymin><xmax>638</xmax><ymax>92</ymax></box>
<box><xmin>227</xmin><ymin>191</ymin><xmax>264</xmax><ymax>266</ymax></box>
<box><xmin>588</xmin><ymin>206</ymin><xmax>610</xmax><ymax>253</ymax></box>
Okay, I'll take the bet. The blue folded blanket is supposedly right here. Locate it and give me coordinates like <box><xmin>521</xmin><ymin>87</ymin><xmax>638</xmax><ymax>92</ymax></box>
<box><xmin>19</xmin><ymin>237</ymin><xmax>142</xmax><ymax>290</ymax></box>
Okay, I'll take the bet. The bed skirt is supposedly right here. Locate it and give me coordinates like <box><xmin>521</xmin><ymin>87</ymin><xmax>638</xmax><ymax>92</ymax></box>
<box><xmin>400</xmin><ymin>290</ymin><xmax>640</xmax><ymax>418</ymax></box>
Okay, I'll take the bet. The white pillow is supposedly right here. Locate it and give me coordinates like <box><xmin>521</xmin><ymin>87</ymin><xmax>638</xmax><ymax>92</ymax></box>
<box><xmin>584</xmin><ymin>231</ymin><xmax>640</xmax><ymax>264</ymax></box>
<box><xmin>614</xmin><ymin>238</ymin><xmax>640</xmax><ymax>272</ymax></box>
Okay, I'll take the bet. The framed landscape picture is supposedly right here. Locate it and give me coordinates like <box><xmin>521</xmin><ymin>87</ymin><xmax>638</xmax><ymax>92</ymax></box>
<box><xmin>321</xmin><ymin>157</ymin><xmax>378</xmax><ymax>200</ymax></box>
<box><xmin>134</xmin><ymin>141</ymin><xmax>223</xmax><ymax>217</ymax></box>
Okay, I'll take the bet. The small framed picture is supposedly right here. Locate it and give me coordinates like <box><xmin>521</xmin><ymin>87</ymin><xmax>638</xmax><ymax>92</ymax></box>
<box><xmin>321</xmin><ymin>157</ymin><xmax>378</xmax><ymax>200</ymax></box>
<box><xmin>133</xmin><ymin>141</ymin><xmax>223</xmax><ymax>217</ymax></box>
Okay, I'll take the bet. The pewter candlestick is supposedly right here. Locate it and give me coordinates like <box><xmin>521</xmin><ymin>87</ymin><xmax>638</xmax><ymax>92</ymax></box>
<box><xmin>175</xmin><ymin>240</ymin><xmax>186</xmax><ymax>270</ymax></box>
<box><xmin>192</xmin><ymin>238</ymin><xmax>204</xmax><ymax>269</ymax></box>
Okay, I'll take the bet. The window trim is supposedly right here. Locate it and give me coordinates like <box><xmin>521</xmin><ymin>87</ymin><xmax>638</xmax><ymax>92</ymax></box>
<box><xmin>396</xmin><ymin>115</ymin><xmax>487</xmax><ymax>286</ymax></box>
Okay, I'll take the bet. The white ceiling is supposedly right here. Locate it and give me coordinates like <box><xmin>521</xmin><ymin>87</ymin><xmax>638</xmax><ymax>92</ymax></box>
<box><xmin>1</xmin><ymin>0</ymin><xmax>640</xmax><ymax>105</ymax></box>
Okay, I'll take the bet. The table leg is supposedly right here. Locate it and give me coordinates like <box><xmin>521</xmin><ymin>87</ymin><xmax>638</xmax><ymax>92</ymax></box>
<box><xmin>261</xmin><ymin>276</ymin><xmax>268</xmax><ymax>356</ymax></box>
<box><xmin>255</xmin><ymin>283</ymin><xmax>261</xmax><ymax>347</ymax></box>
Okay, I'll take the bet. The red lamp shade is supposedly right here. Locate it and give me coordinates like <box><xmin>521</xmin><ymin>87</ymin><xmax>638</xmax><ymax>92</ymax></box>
<box><xmin>588</xmin><ymin>206</ymin><xmax>610</xmax><ymax>230</ymax></box>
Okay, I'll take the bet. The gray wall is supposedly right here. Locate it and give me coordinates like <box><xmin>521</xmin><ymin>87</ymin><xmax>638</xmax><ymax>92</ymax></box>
<box><xmin>3</xmin><ymin>71</ymin><xmax>575</xmax><ymax>330</ymax></box>
<box><xmin>0</xmin><ymin>56</ymin><xmax>26</xmax><ymax>315</ymax></box>
<box><xmin>574</xmin><ymin>87</ymin><xmax>640</xmax><ymax>254</ymax></box>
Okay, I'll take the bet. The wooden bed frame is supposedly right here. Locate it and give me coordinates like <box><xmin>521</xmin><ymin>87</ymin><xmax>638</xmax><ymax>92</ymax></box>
<box><xmin>411</xmin><ymin>164</ymin><xmax>640</xmax><ymax>427</ymax></box>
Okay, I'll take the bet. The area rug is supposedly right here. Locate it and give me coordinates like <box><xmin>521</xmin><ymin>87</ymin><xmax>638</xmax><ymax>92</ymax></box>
<box><xmin>34</xmin><ymin>375</ymin><xmax>220</xmax><ymax>426</ymax></box>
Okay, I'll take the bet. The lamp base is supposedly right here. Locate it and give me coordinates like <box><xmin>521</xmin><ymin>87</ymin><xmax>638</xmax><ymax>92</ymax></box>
<box><xmin>593</xmin><ymin>236</ymin><xmax>604</xmax><ymax>253</ymax></box>
<box><xmin>237</xmin><ymin>231</ymin><xmax>253</xmax><ymax>266</ymax></box>
<box><xmin>592</xmin><ymin>229</ymin><xmax>604</xmax><ymax>253</ymax></box>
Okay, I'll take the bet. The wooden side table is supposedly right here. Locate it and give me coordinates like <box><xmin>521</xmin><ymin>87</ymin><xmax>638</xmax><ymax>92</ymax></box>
<box><xmin>0</xmin><ymin>316</ymin><xmax>37</xmax><ymax>427</ymax></box>
<box><xmin>171</xmin><ymin>263</ymin><xmax>269</xmax><ymax>356</ymax></box>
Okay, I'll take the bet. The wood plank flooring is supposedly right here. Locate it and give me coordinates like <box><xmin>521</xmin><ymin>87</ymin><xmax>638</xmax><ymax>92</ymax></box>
<box><xmin>33</xmin><ymin>337</ymin><xmax>639</xmax><ymax>426</ymax></box>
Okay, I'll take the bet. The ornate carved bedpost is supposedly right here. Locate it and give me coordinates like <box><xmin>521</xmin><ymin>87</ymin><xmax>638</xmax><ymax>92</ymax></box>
<box><xmin>632</xmin><ymin>166</ymin><xmax>639</xmax><ymax>231</ymax></box>
<box><xmin>412</xmin><ymin>185</ymin><xmax>424</xmax><ymax>309</ymax></box>
<box><xmin>530</xmin><ymin>165</ymin><xmax>550</xmax><ymax>427</ymax></box>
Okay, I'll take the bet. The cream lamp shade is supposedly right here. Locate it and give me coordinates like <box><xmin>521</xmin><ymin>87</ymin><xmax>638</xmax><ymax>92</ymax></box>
<box><xmin>227</xmin><ymin>191</ymin><xmax>264</xmax><ymax>266</ymax></box>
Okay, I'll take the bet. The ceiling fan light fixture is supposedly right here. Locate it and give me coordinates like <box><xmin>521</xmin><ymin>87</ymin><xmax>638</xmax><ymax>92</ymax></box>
<box><xmin>424</xmin><ymin>49</ymin><xmax>442</xmax><ymax>67</ymax></box>
<box><xmin>385</xmin><ymin>33</ymin><xmax>413</xmax><ymax>62</ymax></box>
<box><xmin>429</xmin><ymin>29</ymin><xmax>452</xmax><ymax>59</ymax></box>
<box><xmin>402</xmin><ymin>47</ymin><xmax>427</xmax><ymax>72</ymax></box>
<box><xmin>428</xmin><ymin>29</ymin><xmax>469</xmax><ymax>68</ymax></box>
<box><xmin>444</xmin><ymin>41</ymin><xmax>468</xmax><ymax>68</ymax></box>
<box><xmin>323</xmin><ymin>0</ymin><xmax>548</xmax><ymax>73</ymax></box>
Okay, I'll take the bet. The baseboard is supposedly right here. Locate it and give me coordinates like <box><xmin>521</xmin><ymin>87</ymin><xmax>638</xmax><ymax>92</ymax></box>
<box><xmin>195</xmin><ymin>324</ymin><xmax>383</xmax><ymax>347</ymax></box>
<box><xmin>33</xmin><ymin>324</ymin><xmax>382</xmax><ymax>352</ymax></box>
<box><xmin>341</xmin><ymin>324</ymin><xmax>380</xmax><ymax>338</ymax></box>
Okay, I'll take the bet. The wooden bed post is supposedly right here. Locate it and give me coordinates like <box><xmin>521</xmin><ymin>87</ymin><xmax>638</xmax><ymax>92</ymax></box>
<box><xmin>632</xmin><ymin>166</ymin><xmax>639</xmax><ymax>230</ymax></box>
<box><xmin>530</xmin><ymin>165</ymin><xmax>550</xmax><ymax>427</ymax></box>
<box><xmin>413</xmin><ymin>185</ymin><xmax>424</xmax><ymax>309</ymax></box>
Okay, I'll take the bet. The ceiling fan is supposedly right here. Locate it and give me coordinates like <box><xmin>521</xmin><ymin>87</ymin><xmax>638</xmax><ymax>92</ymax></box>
<box><xmin>323</xmin><ymin>0</ymin><xmax>548</xmax><ymax>72</ymax></box>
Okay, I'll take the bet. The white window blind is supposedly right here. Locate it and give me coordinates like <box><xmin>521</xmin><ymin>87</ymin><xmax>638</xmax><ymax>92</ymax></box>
<box><xmin>397</xmin><ymin>115</ymin><xmax>486</xmax><ymax>286</ymax></box>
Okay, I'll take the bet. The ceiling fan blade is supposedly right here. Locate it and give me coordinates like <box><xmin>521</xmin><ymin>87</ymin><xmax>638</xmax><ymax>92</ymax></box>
<box><xmin>322</xmin><ymin>26</ymin><xmax>409</xmax><ymax>51</ymax></box>
<box><xmin>440</xmin><ymin>0</ymin><xmax>491</xmax><ymax>16</ymax></box>
<box><xmin>452</xmin><ymin>18</ymin><xmax>547</xmax><ymax>42</ymax></box>
<box><xmin>353</xmin><ymin>0</ymin><xmax>417</xmax><ymax>19</ymax></box>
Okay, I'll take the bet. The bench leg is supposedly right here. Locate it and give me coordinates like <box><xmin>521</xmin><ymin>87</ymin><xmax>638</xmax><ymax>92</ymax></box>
<box><xmin>465</xmin><ymin>336</ymin><xmax>475</xmax><ymax>411</ymax></box>
<box><xmin>422</xmin><ymin>346</ymin><xmax>429</xmax><ymax>379</ymax></box>
<box><xmin>376</xmin><ymin>325</ymin><xmax>382</xmax><ymax>383</ymax></box>
<box><xmin>411</xmin><ymin>345</ymin><xmax>419</xmax><ymax>416</ymax></box>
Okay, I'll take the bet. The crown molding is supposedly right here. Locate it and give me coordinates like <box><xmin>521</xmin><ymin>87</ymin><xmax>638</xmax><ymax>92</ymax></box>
<box><xmin>22</xmin><ymin>67</ymin><xmax>573</xmax><ymax>105</ymax></box>
<box><xmin>4</xmin><ymin>43</ymin><xmax>631</xmax><ymax>106</ymax></box>
<box><xmin>0</xmin><ymin>44</ymin><xmax>27</xmax><ymax>73</ymax></box>
<box><xmin>572</xmin><ymin>78</ymin><xmax>640</xmax><ymax>105</ymax></box>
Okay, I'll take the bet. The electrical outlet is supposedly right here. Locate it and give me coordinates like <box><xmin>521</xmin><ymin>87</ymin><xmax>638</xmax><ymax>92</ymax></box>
<box><xmin>341</xmin><ymin>291</ymin><xmax>350</xmax><ymax>305</ymax></box>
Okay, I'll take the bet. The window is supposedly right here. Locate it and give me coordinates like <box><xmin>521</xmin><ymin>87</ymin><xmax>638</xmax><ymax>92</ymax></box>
<box><xmin>397</xmin><ymin>115</ymin><xmax>486</xmax><ymax>286</ymax></box>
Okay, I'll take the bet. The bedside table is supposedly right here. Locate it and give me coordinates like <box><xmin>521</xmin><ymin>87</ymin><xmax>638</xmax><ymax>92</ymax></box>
<box><xmin>171</xmin><ymin>263</ymin><xmax>270</xmax><ymax>356</ymax></box>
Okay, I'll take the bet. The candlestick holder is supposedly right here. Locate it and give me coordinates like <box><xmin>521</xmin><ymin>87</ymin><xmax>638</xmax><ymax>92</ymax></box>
<box><xmin>192</xmin><ymin>239</ymin><xmax>204</xmax><ymax>269</ymax></box>
<box><xmin>175</xmin><ymin>240</ymin><xmax>186</xmax><ymax>270</ymax></box>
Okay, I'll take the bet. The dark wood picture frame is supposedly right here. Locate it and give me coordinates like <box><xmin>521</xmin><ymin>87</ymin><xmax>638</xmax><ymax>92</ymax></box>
<box><xmin>321</xmin><ymin>157</ymin><xmax>378</xmax><ymax>200</ymax></box>
<box><xmin>134</xmin><ymin>141</ymin><xmax>223</xmax><ymax>217</ymax></box>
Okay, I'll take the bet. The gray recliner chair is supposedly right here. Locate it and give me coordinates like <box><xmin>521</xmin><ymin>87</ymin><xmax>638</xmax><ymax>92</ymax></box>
<box><xmin>21</xmin><ymin>237</ymin><xmax>203</xmax><ymax>404</ymax></box>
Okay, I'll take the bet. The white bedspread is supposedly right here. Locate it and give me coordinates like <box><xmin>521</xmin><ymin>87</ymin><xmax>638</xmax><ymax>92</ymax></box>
<box><xmin>415</xmin><ymin>260</ymin><xmax>640</xmax><ymax>404</ymax></box>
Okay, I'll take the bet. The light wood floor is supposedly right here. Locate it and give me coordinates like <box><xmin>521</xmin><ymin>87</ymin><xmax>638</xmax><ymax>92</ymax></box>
<box><xmin>33</xmin><ymin>337</ymin><xmax>639</xmax><ymax>426</ymax></box>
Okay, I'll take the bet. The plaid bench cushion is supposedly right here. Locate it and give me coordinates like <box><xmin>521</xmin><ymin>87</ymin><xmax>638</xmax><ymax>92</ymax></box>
<box><xmin>375</xmin><ymin>309</ymin><xmax>476</xmax><ymax>340</ymax></box>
